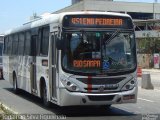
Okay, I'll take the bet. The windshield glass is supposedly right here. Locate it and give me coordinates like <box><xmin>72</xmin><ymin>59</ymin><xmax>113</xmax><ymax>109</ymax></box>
<box><xmin>62</xmin><ymin>31</ymin><xmax>136</xmax><ymax>75</ymax></box>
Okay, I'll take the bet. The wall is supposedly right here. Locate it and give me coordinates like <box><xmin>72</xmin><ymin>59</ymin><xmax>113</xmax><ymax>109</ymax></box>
<box><xmin>83</xmin><ymin>0</ymin><xmax>159</xmax><ymax>13</ymax></box>
<box><xmin>137</xmin><ymin>54</ymin><xmax>153</xmax><ymax>68</ymax></box>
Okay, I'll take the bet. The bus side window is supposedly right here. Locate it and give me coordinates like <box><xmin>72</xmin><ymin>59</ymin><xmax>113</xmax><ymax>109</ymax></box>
<box><xmin>24</xmin><ymin>31</ymin><xmax>31</xmax><ymax>55</ymax></box>
<box><xmin>12</xmin><ymin>34</ymin><xmax>18</xmax><ymax>55</ymax></box>
<box><xmin>8</xmin><ymin>36</ymin><xmax>13</xmax><ymax>55</ymax></box>
<box><xmin>18</xmin><ymin>33</ymin><xmax>25</xmax><ymax>56</ymax></box>
<box><xmin>4</xmin><ymin>36</ymin><xmax>8</xmax><ymax>55</ymax></box>
<box><xmin>39</xmin><ymin>26</ymin><xmax>49</xmax><ymax>56</ymax></box>
<box><xmin>37</xmin><ymin>29</ymin><xmax>41</xmax><ymax>56</ymax></box>
<box><xmin>0</xmin><ymin>43</ymin><xmax>3</xmax><ymax>56</ymax></box>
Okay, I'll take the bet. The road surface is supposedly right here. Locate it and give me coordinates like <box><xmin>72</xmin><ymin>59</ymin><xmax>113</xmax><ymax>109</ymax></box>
<box><xmin>0</xmin><ymin>78</ymin><xmax>160</xmax><ymax>120</ymax></box>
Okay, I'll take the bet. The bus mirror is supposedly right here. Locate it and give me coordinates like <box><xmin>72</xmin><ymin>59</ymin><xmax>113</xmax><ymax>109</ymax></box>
<box><xmin>56</xmin><ymin>38</ymin><xmax>63</xmax><ymax>50</ymax></box>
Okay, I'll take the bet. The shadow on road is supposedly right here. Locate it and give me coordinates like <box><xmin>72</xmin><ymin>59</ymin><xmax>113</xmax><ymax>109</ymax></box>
<box><xmin>4</xmin><ymin>88</ymin><xmax>136</xmax><ymax>117</ymax></box>
<box><xmin>54</xmin><ymin>106</ymin><xmax>136</xmax><ymax>117</ymax></box>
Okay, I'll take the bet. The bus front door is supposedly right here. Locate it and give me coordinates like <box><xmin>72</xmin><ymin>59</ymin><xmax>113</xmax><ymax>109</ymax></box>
<box><xmin>30</xmin><ymin>35</ymin><xmax>37</xmax><ymax>94</ymax></box>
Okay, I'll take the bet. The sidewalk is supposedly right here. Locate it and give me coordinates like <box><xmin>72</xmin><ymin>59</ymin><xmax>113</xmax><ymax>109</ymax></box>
<box><xmin>142</xmin><ymin>69</ymin><xmax>160</xmax><ymax>73</ymax></box>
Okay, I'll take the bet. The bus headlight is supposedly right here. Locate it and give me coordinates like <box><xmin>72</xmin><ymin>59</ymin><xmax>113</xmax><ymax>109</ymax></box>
<box><xmin>61</xmin><ymin>78</ymin><xmax>80</xmax><ymax>92</ymax></box>
<box><xmin>121</xmin><ymin>78</ymin><xmax>136</xmax><ymax>91</ymax></box>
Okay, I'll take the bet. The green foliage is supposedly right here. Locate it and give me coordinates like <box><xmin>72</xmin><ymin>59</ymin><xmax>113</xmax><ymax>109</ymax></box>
<box><xmin>137</xmin><ymin>37</ymin><xmax>160</xmax><ymax>54</ymax></box>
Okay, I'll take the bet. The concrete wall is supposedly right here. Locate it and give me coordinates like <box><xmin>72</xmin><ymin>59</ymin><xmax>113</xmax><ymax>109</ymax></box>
<box><xmin>135</xmin><ymin>30</ymin><xmax>160</xmax><ymax>38</ymax></box>
<box><xmin>154</xmin><ymin>3</ymin><xmax>160</xmax><ymax>14</ymax></box>
<box><xmin>84</xmin><ymin>0</ymin><xmax>160</xmax><ymax>13</ymax></box>
<box><xmin>137</xmin><ymin>54</ymin><xmax>152</xmax><ymax>68</ymax></box>
<box><xmin>72</xmin><ymin>0</ymin><xmax>113</xmax><ymax>5</ymax></box>
<box><xmin>54</xmin><ymin>1</ymin><xmax>84</xmax><ymax>13</ymax></box>
<box><xmin>72</xmin><ymin>0</ymin><xmax>83</xmax><ymax>5</ymax></box>
<box><xmin>55</xmin><ymin>0</ymin><xmax>160</xmax><ymax>14</ymax></box>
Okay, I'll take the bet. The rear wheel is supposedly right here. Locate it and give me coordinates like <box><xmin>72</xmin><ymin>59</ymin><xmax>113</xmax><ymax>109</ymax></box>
<box><xmin>13</xmin><ymin>75</ymin><xmax>19</xmax><ymax>94</ymax></box>
<box><xmin>42</xmin><ymin>84</ymin><xmax>51</xmax><ymax>107</ymax></box>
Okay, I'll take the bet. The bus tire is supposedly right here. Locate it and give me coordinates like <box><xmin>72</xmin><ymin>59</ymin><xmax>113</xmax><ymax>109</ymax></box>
<box><xmin>13</xmin><ymin>74</ymin><xmax>19</xmax><ymax>94</ymax></box>
<box><xmin>42</xmin><ymin>83</ymin><xmax>51</xmax><ymax>107</ymax></box>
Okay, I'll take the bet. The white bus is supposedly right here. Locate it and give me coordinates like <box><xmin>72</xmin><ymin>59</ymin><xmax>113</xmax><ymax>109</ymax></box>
<box><xmin>3</xmin><ymin>11</ymin><xmax>137</xmax><ymax>107</ymax></box>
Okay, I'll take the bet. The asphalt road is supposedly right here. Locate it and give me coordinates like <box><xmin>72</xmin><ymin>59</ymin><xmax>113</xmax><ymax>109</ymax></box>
<box><xmin>0</xmin><ymin>78</ymin><xmax>160</xmax><ymax>120</ymax></box>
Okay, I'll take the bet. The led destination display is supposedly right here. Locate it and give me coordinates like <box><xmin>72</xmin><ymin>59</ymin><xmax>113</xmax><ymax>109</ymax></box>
<box><xmin>63</xmin><ymin>15</ymin><xmax>133</xmax><ymax>29</ymax></box>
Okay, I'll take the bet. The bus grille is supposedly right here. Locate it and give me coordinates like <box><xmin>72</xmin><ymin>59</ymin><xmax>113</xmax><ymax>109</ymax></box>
<box><xmin>84</xmin><ymin>86</ymin><xmax>118</xmax><ymax>91</ymax></box>
<box><xmin>77</xmin><ymin>77</ymin><xmax>125</xmax><ymax>85</ymax></box>
<box><xmin>87</xmin><ymin>95</ymin><xmax>115</xmax><ymax>101</ymax></box>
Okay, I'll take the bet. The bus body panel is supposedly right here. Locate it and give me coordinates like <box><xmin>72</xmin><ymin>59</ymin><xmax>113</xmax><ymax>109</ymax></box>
<box><xmin>36</xmin><ymin>56</ymin><xmax>50</xmax><ymax>98</ymax></box>
<box><xmin>2</xmin><ymin>56</ymin><xmax>10</xmax><ymax>82</ymax></box>
<box><xmin>57</xmin><ymin>54</ymin><xmax>138</xmax><ymax>106</ymax></box>
<box><xmin>58</xmin><ymin>85</ymin><xmax>138</xmax><ymax>106</ymax></box>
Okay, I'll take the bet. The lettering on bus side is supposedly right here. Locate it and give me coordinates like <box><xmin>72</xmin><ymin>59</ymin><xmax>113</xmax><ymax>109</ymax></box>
<box><xmin>73</xmin><ymin>60</ymin><xmax>101</xmax><ymax>68</ymax></box>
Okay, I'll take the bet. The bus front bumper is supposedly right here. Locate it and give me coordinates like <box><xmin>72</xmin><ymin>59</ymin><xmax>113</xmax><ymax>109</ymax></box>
<box><xmin>58</xmin><ymin>86</ymin><xmax>138</xmax><ymax>106</ymax></box>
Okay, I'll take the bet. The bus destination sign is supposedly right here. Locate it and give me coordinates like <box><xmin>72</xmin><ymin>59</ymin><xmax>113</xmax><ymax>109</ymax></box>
<box><xmin>63</xmin><ymin>15</ymin><xmax>133</xmax><ymax>29</ymax></box>
<box><xmin>71</xmin><ymin>18</ymin><xmax>123</xmax><ymax>26</ymax></box>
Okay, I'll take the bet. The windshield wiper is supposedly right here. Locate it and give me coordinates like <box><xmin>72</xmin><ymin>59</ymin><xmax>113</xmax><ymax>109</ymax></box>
<box><xmin>105</xmin><ymin>29</ymin><xmax>121</xmax><ymax>45</ymax></box>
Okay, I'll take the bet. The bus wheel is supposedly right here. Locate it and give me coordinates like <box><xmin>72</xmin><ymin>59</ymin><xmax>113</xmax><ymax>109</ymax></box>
<box><xmin>13</xmin><ymin>75</ymin><xmax>19</xmax><ymax>94</ymax></box>
<box><xmin>42</xmin><ymin>84</ymin><xmax>51</xmax><ymax>107</ymax></box>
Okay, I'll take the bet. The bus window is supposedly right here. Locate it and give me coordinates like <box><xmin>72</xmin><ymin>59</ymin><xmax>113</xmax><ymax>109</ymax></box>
<box><xmin>0</xmin><ymin>43</ymin><xmax>3</xmax><ymax>56</ymax></box>
<box><xmin>8</xmin><ymin>36</ymin><xmax>13</xmax><ymax>55</ymax></box>
<box><xmin>3</xmin><ymin>37</ymin><xmax>8</xmax><ymax>55</ymax></box>
<box><xmin>24</xmin><ymin>31</ymin><xmax>31</xmax><ymax>55</ymax></box>
<box><xmin>0</xmin><ymin>42</ymin><xmax>3</xmax><ymax>63</ymax></box>
<box><xmin>40</xmin><ymin>27</ymin><xmax>49</xmax><ymax>56</ymax></box>
<box><xmin>12</xmin><ymin>34</ymin><xmax>18</xmax><ymax>55</ymax></box>
<box><xmin>18</xmin><ymin>33</ymin><xmax>25</xmax><ymax>55</ymax></box>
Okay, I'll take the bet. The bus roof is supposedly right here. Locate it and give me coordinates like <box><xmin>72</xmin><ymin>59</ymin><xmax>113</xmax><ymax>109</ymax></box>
<box><xmin>60</xmin><ymin>11</ymin><xmax>131</xmax><ymax>17</ymax></box>
<box><xmin>5</xmin><ymin>11</ymin><xmax>131</xmax><ymax>35</ymax></box>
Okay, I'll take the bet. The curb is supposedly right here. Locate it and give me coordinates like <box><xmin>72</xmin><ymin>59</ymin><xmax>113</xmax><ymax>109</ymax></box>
<box><xmin>0</xmin><ymin>101</ymin><xmax>18</xmax><ymax>114</ymax></box>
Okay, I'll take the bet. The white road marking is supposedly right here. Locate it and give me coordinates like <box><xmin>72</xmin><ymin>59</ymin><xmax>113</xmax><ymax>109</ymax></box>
<box><xmin>154</xmin><ymin>89</ymin><xmax>160</xmax><ymax>92</ymax></box>
<box><xmin>138</xmin><ymin>98</ymin><xmax>154</xmax><ymax>103</ymax></box>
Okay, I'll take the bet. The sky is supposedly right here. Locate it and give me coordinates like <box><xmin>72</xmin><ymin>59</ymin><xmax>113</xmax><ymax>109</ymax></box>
<box><xmin>0</xmin><ymin>0</ymin><xmax>159</xmax><ymax>34</ymax></box>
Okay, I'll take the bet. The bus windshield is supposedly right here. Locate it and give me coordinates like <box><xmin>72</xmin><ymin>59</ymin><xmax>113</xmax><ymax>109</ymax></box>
<box><xmin>62</xmin><ymin>31</ymin><xmax>136</xmax><ymax>75</ymax></box>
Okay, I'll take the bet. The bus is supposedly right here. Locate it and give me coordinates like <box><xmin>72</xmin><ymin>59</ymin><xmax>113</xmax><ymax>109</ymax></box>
<box><xmin>3</xmin><ymin>11</ymin><xmax>137</xmax><ymax>107</ymax></box>
<box><xmin>0</xmin><ymin>35</ymin><xmax>3</xmax><ymax>79</ymax></box>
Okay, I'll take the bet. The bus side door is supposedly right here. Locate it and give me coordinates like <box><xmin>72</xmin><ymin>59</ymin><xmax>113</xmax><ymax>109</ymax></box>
<box><xmin>50</xmin><ymin>32</ymin><xmax>58</xmax><ymax>101</ymax></box>
<box><xmin>30</xmin><ymin>35</ymin><xmax>37</xmax><ymax>94</ymax></box>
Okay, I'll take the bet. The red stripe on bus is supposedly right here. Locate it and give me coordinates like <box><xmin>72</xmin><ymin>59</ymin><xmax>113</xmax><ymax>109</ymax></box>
<box><xmin>87</xmin><ymin>76</ymin><xmax>92</xmax><ymax>93</ymax></box>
